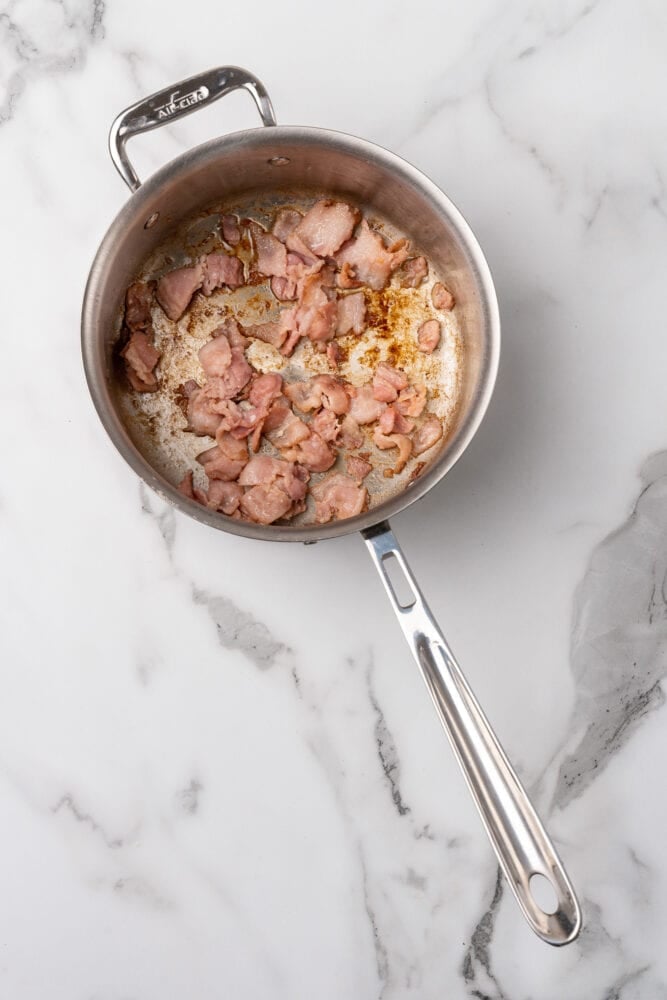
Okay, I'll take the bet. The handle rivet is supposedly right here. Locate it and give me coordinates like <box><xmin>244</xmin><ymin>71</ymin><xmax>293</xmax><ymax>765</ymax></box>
<box><xmin>267</xmin><ymin>156</ymin><xmax>290</xmax><ymax>166</ymax></box>
<box><xmin>144</xmin><ymin>212</ymin><xmax>160</xmax><ymax>230</ymax></box>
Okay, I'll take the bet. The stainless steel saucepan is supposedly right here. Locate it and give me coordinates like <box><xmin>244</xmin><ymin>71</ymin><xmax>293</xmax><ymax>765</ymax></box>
<box><xmin>82</xmin><ymin>65</ymin><xmax>581</xmax><ymax>945</ymax></box>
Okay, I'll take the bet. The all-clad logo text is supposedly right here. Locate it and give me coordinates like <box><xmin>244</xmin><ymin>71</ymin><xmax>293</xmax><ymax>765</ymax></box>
<box><xmin>155</xmin><ymin>86</ymin><xmax>210</xmax><ymax>120</ymax></box>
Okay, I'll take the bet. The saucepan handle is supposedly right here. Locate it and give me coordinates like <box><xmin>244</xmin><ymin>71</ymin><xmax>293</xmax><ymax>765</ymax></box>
<box><xmin>362</xmin><ymin>520</ymin><xmax>582</xmax><ymax>946</ymax></box>
<box><xmin>109</xmin><ymin>65</ymin><xmax>277</xmax><ymax>192</ymax></box>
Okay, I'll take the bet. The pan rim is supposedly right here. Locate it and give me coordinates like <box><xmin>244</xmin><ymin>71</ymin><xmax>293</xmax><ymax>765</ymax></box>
<box><xmin>82</xmin><ymin>124</ymin><xmax>500</xmax><ymax>543</ymax></box>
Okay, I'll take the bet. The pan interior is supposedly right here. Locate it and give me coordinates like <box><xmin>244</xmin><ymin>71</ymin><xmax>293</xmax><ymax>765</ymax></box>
<box><xmin>84</xmin><ymin>127</ymin><xmax>498</xmax><ymax>540</ymax></box>
<box><xmin>114</xmin><ymin>188</ymin><xmax>464</xmax><ymax>522</ymax></box>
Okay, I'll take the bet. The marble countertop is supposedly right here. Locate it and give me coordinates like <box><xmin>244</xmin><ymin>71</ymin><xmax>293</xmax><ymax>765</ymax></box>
<box><xmin>3</xmin><ymin>1</ymin><xmax>667</xmax><ymax>996</ymax></box>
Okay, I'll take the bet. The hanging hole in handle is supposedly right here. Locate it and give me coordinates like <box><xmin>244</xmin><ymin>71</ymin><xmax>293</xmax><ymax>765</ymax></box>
<box><xmin>529</xmin><ymin>872</ymin><xmax>559</xmax><ymax>915</ymax></box>
<box><xmin>381</xmin><ymin>552</ymin><xmax>417</xmax><ymax>610</ymax></box>
<box><xmin>268</xmin><ymin>155</ymin><xmax>290</xmax><ymax>166</ymax></box>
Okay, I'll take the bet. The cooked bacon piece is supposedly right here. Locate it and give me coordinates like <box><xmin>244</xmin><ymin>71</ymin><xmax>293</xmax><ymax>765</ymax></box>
<box><xmin>281</xmin><ymin>327</ymin><xmax>302</xmax><ymax>357</ymax></box>
<box><xmin>177</xmin><ymin>470</ymin><xmax>204</xmax><ymax>504</ymax></box>
<box><xmin>283</xmin><ymin>431</ymin><xmax>336</xmax><ymax>472</ymax></box>
<box><xmin>240</xmin><ymin>484</ymin><xmax>293</xmax><ymax>524</ymax></box>
<box><xmin>125</xmin><ymin>282</ymin><xmax>154</xmax><ymax>333</ymax></box>
<box><xmin>346</xmin><ymin>455</ymin><xmax>372</xmax><ymax>482</ymax></box>
<box><xmin>156</xmin><ymin>264</ymin><xmax>204</xmax><ymax>321</ymax></box>
<box><xmin>311</xmin><ymin>407</ymin><xmax>339</xmax><ymax>442</ymax></box>
<box><xmin>413</xmin><ymin>416</ymin><xmax>443</xmax><ymax>456</ymax></box>
<box><xmin>396</xmin><ymin>383</ymin><xmax>427</xmax><ymax>418</ymax></box>
<box><xmin>373</xmin><ymin>428</ymin><xmax>413</xmax><ymax>473</ymax></box>
<box><xmin>396</xmin><ymin>256</ymin><xmax>428</xmax><ymax>288</ymax></box>
<box><xmin>199</xmin><ymin>322</ymin><xmax>252</xmax><ymax>398</ymax></box>
<box><xmin>335</xmin><ymin>220</ymin><xmax>409</xmax><ymax>291</ymax></box>
<box><xmin>336</xmin><ymin>291</ymin><xmax>366</xmax><ymax>336</ymax></box>
<box><xmin>201</xmin><ymin>253</ymin><xmax>244</xmax><ymax>295</ymax></box>
<box><xmin>246</xmin><ymin>318</ymin><xmax>289</xmax><ymax>350</ymax></box>
<box><xmin>272</xmin><ymin>208</ymin><xmax>302</xmax><ymax>243</ymax></box>
<box><xmin>197</xmin><ymin>442</ymin><xmax>247</xmax><ymax>482</ymax></box>
<box><xmin>221</xmin><ymin>214</ymin><xmax>241</xmax><ymax>246</ymax></box>
<box><xmin>121</xmin><ymin>332</ymin><xmax>159</xmax><ymax>392</ymax></box>
<box><xmin>263</xmin><ymin>401</ymin><xmax>311</xmax><ymax>449</ymax></box>
<box><xmin>418</xmin><ymin>318</ymin><xmax>441</xmax><ymax>354</ymax></box>
<box><xmin>186</xmin><ymin>385</ymin><xmax>221</xmax><ymax>436</ymax></box>
<box><xmin>431</xmin><ymin>282</ymin><xmax>455</xmax><ymax>311</ymax></box>
<box><xmin>295</xmin><ymin>273</ymin><xmax>337</xmax><ymax>343</ymax></box>
<box><xmin>339</xmin><ymin>414</ymin><xmax>364</xmax><ymax>449</ymax></box>
<box><xmin>348</xmin><ymin>384</ymin><xmax>386</xmax><ymax>424</ymax></box>
<box><xmin>287</xmin><ymin>200</ymin><xmax>359</xmax><ymax>259</ymax></box>
<box><xmin>239</xmin><ymin>455</ymin><xmax>309</xmax><ymax>524</ymax></box>
<box><xmin>327</xmin><ymin>341</ymin><xmax>342</xmax><ymax>367</ymax></box>
<box><xmin>372</xmin><ymin>363</ymin><xmax>409</xmax><ymax>403</ymax></box>
<box><xmin>312</xmin><ymin>473</ymin><xmax>367</xmax><ymax>523</ymax></box>
<box><xmin>271</xmin><ymin>275</ymin><xmax>297</xmax><ymax>301</ymax></box>
<box><xmin>249</xmin><ymin>221</ymin><xmax>288</xmax><ymax>277</ymax></box>
<box><xmin>337</xmin><ymin>261</ymin><xmax>361</xmax><ymax>289</ymax></box>
<box><xmin>285</xmin><ymin>375</ymin><xmax>350</xmax><ymax>415</ymax></box>
<box><xmin>284</xmin><ymin>229</ymin><xmax>319</xmax><ymax>266</ymax></box>
<box><xmin>214</xmin><ymin>430</ymin><xmax>249</xmax><ymax>463</ymax></box>
<box><xmin>198</xmin><ymin>332</ymin><xmax>232</xmax><ymax>377</ymax></box>
<box><xmin>249</xmin><ymin>372</ymin><xmax>283</xmax><ymax>409</ymax></box>
<box><xmin>239</xmin><ymin>455</ymin><xmax>289</xmax><ymax>486</ymax></box>
<box><xmin>206</xmin><ymin>480</ymin><xmax>243</xmax><ymax>515</ymax></box>
<box><xmin>378</xmin><ymin>405</ymin><xmax>414</xmax><ymax>435</ymax></box>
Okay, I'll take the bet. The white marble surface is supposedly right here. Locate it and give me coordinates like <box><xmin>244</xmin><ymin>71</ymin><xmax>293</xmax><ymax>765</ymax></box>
<box><xmin>3</xmin><ymin>1</ymin><xmax>667</xmax><ymax>996</ymax></box>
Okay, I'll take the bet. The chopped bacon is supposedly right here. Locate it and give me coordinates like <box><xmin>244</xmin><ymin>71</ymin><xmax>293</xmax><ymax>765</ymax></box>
<box><xmin>249</xmin><ymin>372</ymin><xmax>283</xmax><ymax>408</ymax></box>
<box><xmin>413</xmin><ymin>416</ymin><xmax>443</xmax><ymax>456</ymax></box>
<box><xmin>285</xmin><ymin>375</ymin><xmax>350</xmax><ymax>415</ymax></box>
<box><xmin>295</xmin><ymin>273</ymin><xmax>337</xmax><ymax>343</ymax></box>
<box><xmin>339</xmin><ymin>414</ymin><xmax>364</xmax><ymax>449</ymax></box>
<box><xmin>311</xmin><ymin>407</ymin><xmax>339</xmax><ymax>442</ymax></box>
<box><xmin>186</xmin><ymin>386</ymin><xmax>222</xmax><ymax>436</ymax></box>
<box><xmin>431</xmin><ymin>282</ymin><xmax>455</xmax><ymax>311</ymax></box>
<box><xmin>249</xmin><ymin>221</ymin><xmax>288</xmax><ymax>278</ymax></box>
<box><xmin>263</xmin><ymin>401</ymin><xmax>311</xmax><ymax>449</ymax></box>
<box><xmin>336</xmin><ymin>291</ymin><xmax>366</xmax><ymax>336</ymax></box>
<box><xmin>272</xmin><ymin>208</ymin><xmax>303</xmax><ymax>244</ymax></box>
<box><xmin>214</xmin><ymin>430</ymin><xmax>250</xmax><ymax>463</ymax></box>
<box><xmin>239</xmin><ymin>455</ymin><xmax>309</xmax><ymax>524</ymax></box>
<box><xmin>270</xmin><ymin>275</ymin><xmax>297</xmax><ymax>301</ymax></box>
<box><xmin>240</xmin><ymin>484</ymin><xmax>293</xmax><ymax>524</ymax></box>
<box><xmin>177</xmin><ymin>470</ymin><xmax>202</xmax><ymax>503</ymax></box>
<box><xmin>121</xmin><ymin>332</ymin><xmax>159</xmax><ymax>392</ymax></box>
<box><xmin>197</xmin><ymin>441</ymin><xmax>247</xmax><ymax>482</ymax></box>
<box><xmin>201</xmin><ymin>253</ymin><xmax>244</xmax><ymax>295</ymax></box>
<box><xmin>198</xmin><ymin>332</ymin><xmax>232</xmax><ymax>377</ymax></box>
<box><xmin>221</xmin><ymin>214</ymin><xmax>241</xmax><ymax>246</ymax></box>
<box><xmin>348</xmin><ymin>384</ymin><xmax>386</xmax><ymax>424</ymax></box>
<box><xmin>206</xmin><ymin>480</ymin><xmax>243</xmax><ymax>515</ymax></box>
<box><xmin>372</xmin><ymin>363</ymin><xmax>409</xmax><ymax>403</ymax></box>
<box><xmin>246</xmin><ymin>318</ymin><xmax>289</xmax><ymax>350</ymax></box>
<box><xmin>125</xmin><ymin>282</ymin><xmax>154</xmax><ymax>333</ymax></box>
<box><xmin>378</xmin><ymin>405</ymin><xmax>414</xmax><ymax>435</ymax></box>
<box><xmin>287</xmin><ymin>200</ymin><xmax>359</xmax><ymax>259</ymax></box>
<box><xmin>335</xmin><ymin>220</ymin><xmax>409</xmax><ymax>291</ymax></box>
<box><xmin>156</xmin><ymin>264</ymin><xmax>204</xmax><ymax>321</ymax></box>
<box><xmin>312</xmin><ymin>473</ymin><xmax>367</xmax><ymax>523</ymax></box>
<box><xmin>396</xmin><ymin>256</ymin><xmax>428</xmax><ymax>288</ymax></box>
<box><xmin>417</xmin><ymin>318</ymin><xmax>441</xmax><ymax>354</ymax></box>
<box><xmin>337</xmin><ymin>261</ymin><xmax>361</xmax><ymax>289</ymax></box>
<box><xmin>396</xmin><ymin>383</ymin><xmax>427</xmax><ymax>417</ymax></box>
<box><xmin>200</xmin><ymin>322</ymin><xmax>252</xmax><ymax>398</ymax></box>
<box><xmin>346</xmin><ymin>455</ymin><xmax>372</xmax><ymax>482</ymax></box>
<box><xmin>373</xmin><ymin>428</ymin><xmax>412</xmax><ymax>473</ymax></box>
<box><xmin>283</xmin><ymin>431</ymin><xmax>336</xmax><ymax>472</ymax></box>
